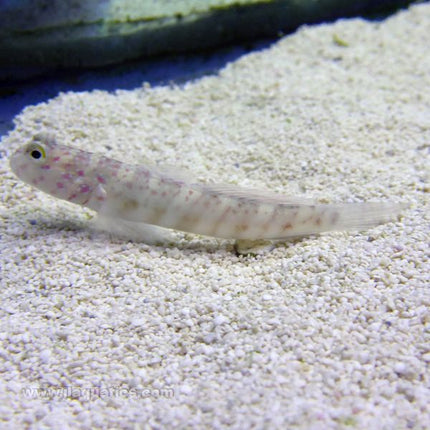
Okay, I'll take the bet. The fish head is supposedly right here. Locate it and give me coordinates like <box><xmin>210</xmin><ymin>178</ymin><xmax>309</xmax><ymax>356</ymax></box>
<box><xmin>10</xmin><ymin>134</ymin><xmax>100</xmax><ymax>206</ymax></box>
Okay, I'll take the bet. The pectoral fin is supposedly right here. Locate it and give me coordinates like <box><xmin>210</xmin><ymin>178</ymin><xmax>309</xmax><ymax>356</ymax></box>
<box><xmin>91</xmin><ymin>215</ymin><xmax>175</xmax><ymax>245</ymax></box>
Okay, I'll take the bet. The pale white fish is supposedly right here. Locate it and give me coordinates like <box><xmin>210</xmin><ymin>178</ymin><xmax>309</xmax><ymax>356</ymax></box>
<box><xmin>10</xmin><ymin>134</ymin><xmax>404</xmax><ymax>243</ymax></box>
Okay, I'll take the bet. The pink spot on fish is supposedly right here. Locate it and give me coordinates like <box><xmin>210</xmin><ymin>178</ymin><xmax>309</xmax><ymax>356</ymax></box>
<box><xmin>42</xmin><ymin>165</ymin><xmax>51</xmax><ymax>170</ymax></box>
<box><xmin>53</xmin><ymin>156</ymin><xmax>61</xmax><ymax>162</ymax></box>
<box><xmin>56</xmin><ymin>182</ymin><xmax>64</xmax><ymax>189</ymax></box>
<box><xmin>77</xmin><ymin>170</ymin><xmax>85</xmax><ymax>176</ymax></box>
<box><xmin>97</xmin><ymin>175</ymin><xmax>106</xmax><ymax>184</ymax></box>
<box><xmin>80</xmin><ymin>184</ymin><xmax>90</xmax><ymax>193</ymax></box>
<box><xmin>32</xmin><ymin>175</ymin><xmax>45</xmax><ymax>185</ymax></box>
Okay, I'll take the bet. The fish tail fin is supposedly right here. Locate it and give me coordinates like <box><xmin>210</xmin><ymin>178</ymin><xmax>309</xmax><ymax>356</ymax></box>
<box><xmin>326</xmin><ymin>201</ymin><xmax>406</xmax><ymax>232</ymax></box>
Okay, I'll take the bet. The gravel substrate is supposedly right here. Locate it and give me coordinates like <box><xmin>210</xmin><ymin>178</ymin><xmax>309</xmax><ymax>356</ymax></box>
<box><xmin>0</xmin><ymin>3</ymin><xmax>429</xmax><ymax>428</ymax></box>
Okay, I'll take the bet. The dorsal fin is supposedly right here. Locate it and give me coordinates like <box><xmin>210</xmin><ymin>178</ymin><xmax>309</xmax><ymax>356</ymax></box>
<box><xmin>198</xmin><ymin>183</ymin><xmax>316</xmax><ymax>205</ymax></box>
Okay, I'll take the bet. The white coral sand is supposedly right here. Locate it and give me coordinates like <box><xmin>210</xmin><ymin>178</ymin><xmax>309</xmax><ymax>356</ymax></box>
<box><xmin>0</xmin><ymin>3</ymin><xmax>429</xmax><ymax>428</ymax></box>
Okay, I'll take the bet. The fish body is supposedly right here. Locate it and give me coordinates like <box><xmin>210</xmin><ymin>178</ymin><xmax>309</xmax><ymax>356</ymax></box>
<box><xmin>10</xmin><ymin>134</ymin><xmax>403</xmax><ymax>240</ymax></box>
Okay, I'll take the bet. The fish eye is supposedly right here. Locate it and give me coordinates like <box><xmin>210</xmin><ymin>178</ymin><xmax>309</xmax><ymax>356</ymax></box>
<box><xmin>31</xmin><ymin>149</ymin><xmax>42</xmax><ymax>159</ymax></box>
<box><xmin>26</xmin><ymin>143</ymin><xmax>46</xmax><ymax>161</ymax></box>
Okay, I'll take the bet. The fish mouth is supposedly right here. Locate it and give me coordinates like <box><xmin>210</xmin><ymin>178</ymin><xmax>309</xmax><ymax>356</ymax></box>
<box><xmin>9</xmin><ymin>147</ymin><xmax>37</xmax><ymax>183</ymax></box>
<box><xmin>9</xmin><ymin>150</ymin><xmax>24</xmax><ymax>177</ymax></box>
